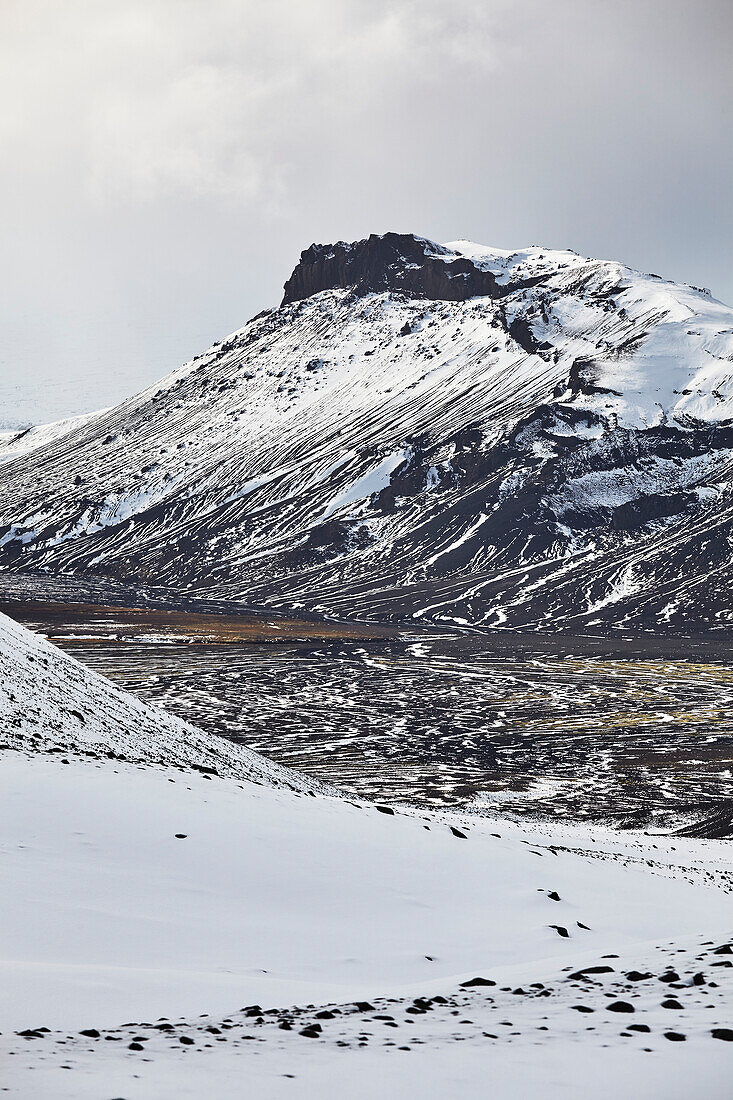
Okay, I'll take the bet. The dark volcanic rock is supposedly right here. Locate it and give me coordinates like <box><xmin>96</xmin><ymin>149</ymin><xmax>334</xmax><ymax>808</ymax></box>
<box><xmin>569</xmin><ymin>965</ymin><xmax>615</xmax><ymax>980</ymax></box>
<box><xmin>282</xmin><ymin>233</ymin><xmax>501</xmax><ymax>305</ymax></box>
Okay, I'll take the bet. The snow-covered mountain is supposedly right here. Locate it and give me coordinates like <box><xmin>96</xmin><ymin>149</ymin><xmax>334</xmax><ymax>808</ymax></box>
<box><xmin>2</xmin><ymin>232</ymin><xmax>733</xmax><ymax>633</ymax></box>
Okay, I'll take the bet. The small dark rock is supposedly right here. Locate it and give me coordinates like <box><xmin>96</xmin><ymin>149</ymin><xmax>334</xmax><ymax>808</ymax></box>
<box><xmin>569</xmin><ymin>965</ymin><xmax>614</xmax><ymax>980</ymax></box>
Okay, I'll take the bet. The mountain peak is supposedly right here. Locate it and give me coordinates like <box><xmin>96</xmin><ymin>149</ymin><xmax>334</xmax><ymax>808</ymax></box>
<box><xmin>281</xmin><ymin>232</ymin><xmax>501</xmax><ymax>305</ymax></box>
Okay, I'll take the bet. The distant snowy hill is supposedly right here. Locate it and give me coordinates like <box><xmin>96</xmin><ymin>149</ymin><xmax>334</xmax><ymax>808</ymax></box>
<box><xmin>0</xmin><ymin>409</ymin><xmax>106</xmax><ymax>465</ymax></box>
<box><xmin>2</xmin><ymin>232</ymin><xmax>733</xmax><ymax>633</ymax></box>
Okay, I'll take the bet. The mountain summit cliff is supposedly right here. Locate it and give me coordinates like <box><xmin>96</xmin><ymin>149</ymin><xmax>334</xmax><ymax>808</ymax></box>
<box><xmin>281</xmin><ymin>232</ymin><xmax>504</xmax><ymax>304</ymax></box>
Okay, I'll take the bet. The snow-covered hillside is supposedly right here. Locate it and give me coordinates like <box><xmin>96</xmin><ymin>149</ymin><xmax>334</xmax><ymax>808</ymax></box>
<box><xmin>0</xmin><ymin>409</ymin><xmax>106</xmax><ymax>466</ymax></box>
<box><xmin>3</xmin><ymin>732</ymin><xmax>732</xmax><ymax>1096</ymax></box>
<box><xmin>2</xmin><ymin>232</ymin><xmax>733</xmax><ymax>632</ymax></box>
<box><xmin>0</xmin><ymin>610</ymin><xmax>319</xmax><ymax>791</ymax></box>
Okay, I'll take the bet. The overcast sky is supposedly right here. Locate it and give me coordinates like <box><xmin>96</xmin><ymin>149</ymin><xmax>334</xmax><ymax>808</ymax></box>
<box><xmin>1</xmin><ymin>0</ymin><xmax>731</xmax><ymax>426</ymax></box>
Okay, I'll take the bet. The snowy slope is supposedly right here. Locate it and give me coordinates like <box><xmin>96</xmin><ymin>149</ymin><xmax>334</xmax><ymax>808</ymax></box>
<box><xmin>2</xmin><ymin>232</ymin><xmax>733</xmax><ymax>633</ymax></box>
<box><xmin>2</xmin><ymin>751</ymin><xmax>732</xmax><ymax>1098</ymax></box>
<box><xmin>0</xmin><ymin>409</ymin><xmax>106</xmax><ymax>465</ymax></box>
<box><xmin>0</xmin><ymin>610</ymin><xmax>320</xmax><ymax>791</ymax></box>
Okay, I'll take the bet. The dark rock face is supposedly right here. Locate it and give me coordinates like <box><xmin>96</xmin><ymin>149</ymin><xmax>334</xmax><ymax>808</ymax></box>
<box><xmin>282</xmin><ymin>233</ymin><xmax>501</xmax><ymax>305</ymax></box>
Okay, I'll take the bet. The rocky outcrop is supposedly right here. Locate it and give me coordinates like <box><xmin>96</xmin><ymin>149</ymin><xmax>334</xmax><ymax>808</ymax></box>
<box><xmin>282</xmin><ymin>233</ymin><xmax>501</xmax><ymax>304</ymax></box>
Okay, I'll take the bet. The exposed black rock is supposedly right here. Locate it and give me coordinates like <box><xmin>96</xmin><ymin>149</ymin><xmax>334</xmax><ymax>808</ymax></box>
<box><xmin>569</xmin><ymin>965</ymin><xmax>614</xmax><ymax>979</ymax></box>
<box><xmin>282</xmin><ymin>233</ymin><xmax>502</xmax><ymax>305</ymax></box>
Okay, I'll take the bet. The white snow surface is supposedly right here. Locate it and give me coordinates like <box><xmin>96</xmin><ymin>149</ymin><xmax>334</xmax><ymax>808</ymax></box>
<box><xmin>2</xmin><ymin>749</ymin><xmax>732</xmax><ymax>1098</ymax></box>
<box><xmin>0</xmin><ymin>409</ymin><xmax>106</xmax><ymax>465</ymax></box>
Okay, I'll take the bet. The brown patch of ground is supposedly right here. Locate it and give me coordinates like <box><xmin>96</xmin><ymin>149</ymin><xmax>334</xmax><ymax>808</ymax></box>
<box><xmin>0</xmin><ymin>599</ymin><xmax>395</xmax><ymax>645</ymax></box>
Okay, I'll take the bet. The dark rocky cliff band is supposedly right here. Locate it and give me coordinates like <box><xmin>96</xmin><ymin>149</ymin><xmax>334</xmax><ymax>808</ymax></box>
<box><xmin>282</xmin><ymin>233</ymin><xmax>503</xmax><ymax>304</ymax></box>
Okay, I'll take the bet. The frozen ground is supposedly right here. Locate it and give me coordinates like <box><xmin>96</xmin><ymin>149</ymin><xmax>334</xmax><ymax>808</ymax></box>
<box><xmin>30</xmin><ymin>628</ymin><xmax>733</xmax><ymax>832</ymax></box>
<box><xmin>1</xmin><ymin>613</ymin><xmax>731</xmax><ymax>1097</ymax></box>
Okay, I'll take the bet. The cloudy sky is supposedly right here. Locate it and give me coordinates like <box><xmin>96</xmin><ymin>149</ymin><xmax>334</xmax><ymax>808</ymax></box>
<box><xmin>1</xmin><ymin>0</ymin><xmax>731</xmax><ymax>425</ymax></box>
